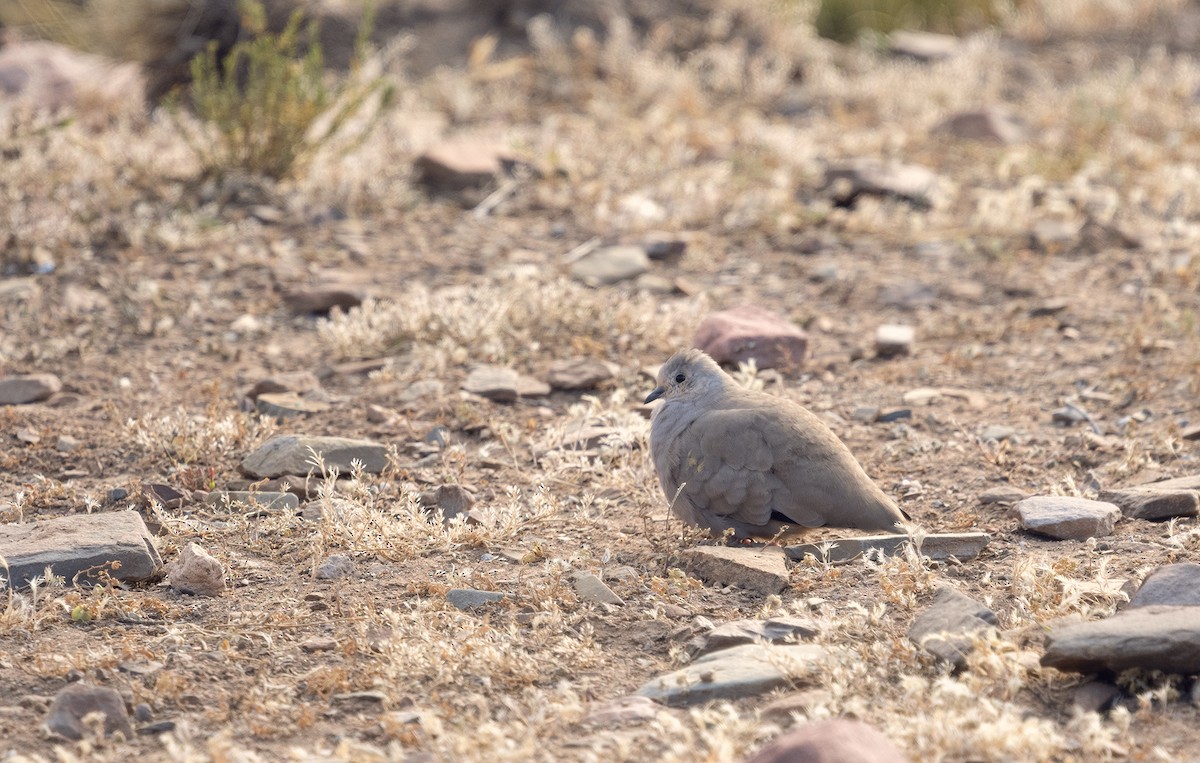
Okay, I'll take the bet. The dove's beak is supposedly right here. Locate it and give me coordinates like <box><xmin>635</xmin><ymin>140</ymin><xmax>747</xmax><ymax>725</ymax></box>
<box><xmin>643</xmin><ymin>386</ymin><xmax>665</xmax><ymax>405</ymax></box>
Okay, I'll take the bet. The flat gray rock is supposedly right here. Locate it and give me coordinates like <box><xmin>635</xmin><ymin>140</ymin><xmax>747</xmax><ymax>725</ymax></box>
<box><xmin>419</xmin><ymin>485</ymin><xmax>476</xmax><ymax>521</ymax></box>
<box><xmin>546</xmin><ymin>357</ymin><xmax>620</xmax><ymax>390</ymax></box>
<box><xmin>0</xmin><ymin>510</ymin><xmax>161</xmax><ymax>588</ymax></box>
<box><xmin>572</xmin><ymin>571</ymin><xmax>624</xmax><ymax>606</ymax></box>
<box><xmin>908</xmin><ymin>587</ymin><xmax>998</xmax><ymax>668</ymax></box>
<box><xmin>0</xmin><ymin>373</ymin><xmax>61</xmax><ymax>405</ymax></box>
<box><xmin>44</xmin><ymin>683</ymin><xmax>134</xmax><ymax>741</ymax></box>
<box><xmin>446</xmin><ymin>588</ymin><xmax>507</xmax><ymax>610</ymax></box>
<box><xmin>934</xmin><ymin>107</ymin><xmax>1028</xmax><ymax>144</ymax></box>
<box><xmin>569</xmin><ymin>245</ymin><xmax>650</xmax><ymax>286</ymax></box>
<box><xmin>255</xmin><ymin>392</ymin><xmax>332</xmax><ymax>420</ymax></box>
<box><xmin>1097</xmin><ymin>488</ymin><xmax>1199</xmax><ymax>520</ymax></box>
<box><xmin>1042</xmin><ymin>605</ymin><xmax>1200</xmax><ymax>675</ymax></box>
<box><xmin>462</xmin><ymin>365</ymin><xmax>550</xmax><ymax>401</ymax></box>
<box><xmin>689</xmin><ymin>615</ymin><xmax>819</xmax><ymax>657</ymax></box>
<box><xmin>1015</xmin><ymin>496</ymin><xmax>1120</xmax><ymax>540</ymax></box>
<box><xmin>681</xmin><ymin>546</ymin><xmax>790</xmax><ymax>595</ymax></box>
<box><xmin>785</xmin><ymin>532</ymin><xmax>989</xmax><ymax>564</ymax></box>
<box><xmin>1134</xmin><ymin>473</ymin><xmax>1200</xmax><ymax>491</ymax></box>
<box><xmin>637</xmin><ymin>643</ymin><xmax>826</xmax><ymax>707</ymax></box>
<box><xmin>1129</xmin><ymin>564</ymin><xmax>1200</xmax><ymax>608</ymax></box>
<box><xmin>240</xmin><ymin>434</ymin><xmax>388</xmax><ymax>478</ymax></box>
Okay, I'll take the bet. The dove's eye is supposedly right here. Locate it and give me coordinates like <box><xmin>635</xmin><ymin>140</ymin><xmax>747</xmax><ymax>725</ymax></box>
<box><xmin>674</xmin><ymin>373</ymin><xmax>686</xmax><ymax>383</ymax></box>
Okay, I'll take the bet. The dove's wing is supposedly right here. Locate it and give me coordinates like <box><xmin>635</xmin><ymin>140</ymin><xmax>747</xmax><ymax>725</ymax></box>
<box><xmin>666</xmin><ymin>398</ymin><xmax>905</xmax><ymax>533</ymax></box>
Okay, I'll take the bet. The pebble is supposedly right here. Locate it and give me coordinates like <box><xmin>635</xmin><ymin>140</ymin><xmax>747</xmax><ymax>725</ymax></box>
<box><xmin>826</xmin><ymin>160</ymin><xmax>939</xmax><ymax>207</ymax></box>
<box><xmin>0</xmin><ymin>373</ymin><xmax>62</xmax><ymax>405</ymax></box>
<box><xmin>572</xmin><ymin>571</ymin><xmax>624</xmax><ymax>606</ymax></box>
<box><xmin>979</xmin><ymin>486</ymin><xmax>1028</xmax><ymax>505</ymax></box>
<box><xmin>889</xmin><ymin>30</ymin><xmax>959</xmax><ymax>61</ymax></box>
<box><xmin>980</xmin><ymin>425</ymin><xmax>1015</xmax><ymax>442</ymax></box>
<box><xmin>908</xmin><ymin>587</ymin><xmax>998</xmax><ymax>669</ymax></box>
<box><xmin>415</xmin><ymin>139</ymin><xmax>516</xmax><ymax>192</ymax></box>
<box><xmin>0</xmin><ymin>510</ymin><xmax>162</xmax><ymax>588</ymax></box>
<box><xmin>315</xmin><ymin>554</ymin><xmax>355</xmax><ymax>581</ymax></box>
<box><xmin>55</xmin><ymin>434</ymin><xmax>82</xmax><ymax>452</ymax></box>
<box><xmin>240</xmin><ymin>435</ymin><xmax>389</xmax><ymax>478</ymax></box>
<box><xmin>637</xmin><ymin>643</ymin><xmax>827</xmax><ymax>707</ymax></box>
<box><xmin>681</xmin><ymin>546</ymin><xmax>790</xmax><ymax>595</ymax></box>
<box><xmin>255</xmin><ymin>392</ymin><xmax>331</xmax><ymax>420</ymax></box>
<box><xmin>874</xmin><ymin>324</ymin><xmax>915</xmax><ymax>358</ymax></box>
<box><xmin>569</xmin><ymin>245</ymin><xmax>650</xmax><ymax>286</ymax></box>
<box><xmin>689</xmin><ymin>616</ymin><xmax>819</xmax><ymax>657</ymax></box>
<box><xmin>446</xmin><ymin>588</ymin><xmax>507</xmax><ymax>610</ymax></box>
<box><xmin>462</xmin><ymin>365</ymin><xmax>550</xmax><ymax>401</ymax></box>
<box><xmin>44</xmin><ymin>684</ymin><xmax>134</xmax><ymax>741</ymax></box>
<box><xmin>166</xmin><ymin>542</ymin><xmax>226</xmax><ymax>597</ymax></box>
<box><xmin>851</xmin><ymin>406</ymin><xmax>880</xmax><ymax>423</ymax></box>
<box><xmin>1015</xmin><ymin>496</ymin><xmax>1120</xmax><ymax>540</ymax></box>
<box><xmin>693</xmin><ymin>305</ymin><xmax>809</xmax><ymax>371</ymax></box>
<box><xmin>1072</xmin><ymin>681</ymin><xmax>1122</xmax><ymax>714</ymax></box>
<box><xmin>546</xmin><ymin>357</ymin><xmax>620</xmax><ymax>390</ymax></box>
<box><xmin>397</xmin><ymin>379</ymin><xmax>446</xmax><ymax>407</ymax></box>
<box><xmin>934</xmin><ymin>106</ymin><xmax>1028</xmax><ymax>144</ymax></box>
<box><xmin>419</xmin><ymin>485</ymin><xmax>477</xmax><ymax>522</ymax></box>
<box><xmin>282</xmin><ymin>288</ymin><xmax>364</xmax><ymax>316</ymax></box>
<box><xmin>758</xmin><ymin>689</ymin><xmax>834</xmax><ymax>724</ymax></box>
<box><xmin>741</xmin><ymin>719</ymin><xmax>910</xmax><ymax>763</ymax></box>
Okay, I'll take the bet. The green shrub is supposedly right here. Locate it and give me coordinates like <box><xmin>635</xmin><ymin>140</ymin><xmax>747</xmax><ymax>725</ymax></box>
<box><xmin>177</xmin><ymin>0</ymin><xmax>393</xmax><ymax>180</ymax></box>
<box><xmin>815</xmin><ymin>0</ymin><xmax>1007</xmax><ymax>43</ymax></box>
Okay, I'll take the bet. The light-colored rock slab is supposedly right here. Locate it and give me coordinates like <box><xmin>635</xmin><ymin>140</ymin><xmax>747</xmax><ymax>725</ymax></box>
<box><xmin>0</xmin><ymin>510</ymin><xmax>161</xmax><ymax>588</ymax></box>
<box><xmin>569</xmin><ymin>245</ymin><xmax>650</xmax><ymax>286</ymax></box>
<box><xmin>1016</xmin><ymin>496</ymin><xmax>1120</xmax><ymax>540</ymax></box>
<box><xmin>637</xmin><ymin>643</ymin><xmax>826</xmax><ymax>707</ymax></box>
<box><xmin>1097</xmin><ymin>488</ymin><xmax>1199</xmax><ymax>520</ymax></box>
<box><xmin>204</xmin><ymin>491</ymin><xmax>299</xmax><ymax>512</ymax></box>
<box><xmin>681</xmin><ymin>546</ymin><xmax>790</xmax><ymax>594</ymax></box>
<box><xmin>240</xmin><ymin>434</ymin><xmax>388</xmax><ymax>478</ymax></box>
<box><xmin>572</xmin><ymin>571</ymin><xmax>624</xmax><ymax>606</ymax></box>
<box><xmin>784</xmin><ymin>532</ymin><xmax>989</xmax><ymax>564</ymax></box>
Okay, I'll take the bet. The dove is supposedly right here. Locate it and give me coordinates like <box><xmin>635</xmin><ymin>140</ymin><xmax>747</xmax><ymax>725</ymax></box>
<box><xmin>644</xmin><ymin>348</ymin><xmax>908</xmax><ymax>540</ymax></box>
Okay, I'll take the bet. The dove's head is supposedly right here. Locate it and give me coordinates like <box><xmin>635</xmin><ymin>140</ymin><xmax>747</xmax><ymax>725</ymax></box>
<box><xmin>644</xmin><ymin>349</ymin><xmax>729</xmax><ymax>405</ymax></box>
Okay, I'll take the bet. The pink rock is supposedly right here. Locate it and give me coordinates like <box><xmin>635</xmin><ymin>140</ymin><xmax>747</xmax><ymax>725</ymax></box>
<box><xmin>694</xmin><ymin>306</ymin><xmax>808</xmax><ymax>370</ymax></box>
<box><xmin>743</xmin><ymin>719</ymin><xmax>910</xmax><ymax>763</ymax></box>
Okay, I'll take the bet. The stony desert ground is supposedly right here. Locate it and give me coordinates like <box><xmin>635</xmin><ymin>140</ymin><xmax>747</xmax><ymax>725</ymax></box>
<box><xmin>2</xmin><ymin>0</ymin><xmax>1200</xmax><ymax>760</ymax></box>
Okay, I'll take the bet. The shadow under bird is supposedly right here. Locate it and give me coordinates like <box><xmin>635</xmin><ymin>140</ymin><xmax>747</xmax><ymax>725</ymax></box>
<box><xmin>644</xmin><ymin>349</ymin><xmax>909</xmax><ymax>540</ymax></box>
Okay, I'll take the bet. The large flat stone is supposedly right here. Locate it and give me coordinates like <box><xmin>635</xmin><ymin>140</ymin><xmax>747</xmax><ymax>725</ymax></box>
<box><xmin>1015</xmin><ymin>496</ymin><xmax>1120</xmax><ymax>540</ymax></box>
<box><xmin>1129</xmin><ymin>564</ymin><xmax>1200</xmax><ymax>608</ymax></box>
<box><xmin>785</xmin><ymin>533</ymin><xmax>989</xmax><ymax>564</ymax></box>
<box><xmin>637</xmin><ymin>643</ymin><xmax>827</xmax><ymax>707</ymax></box>
<box><xmin>693</xmin><ymin>305</ymin><xmax>808</xmax><ymax>371</ymax></box>
<box><xmin>681</xmin><ymin>546</ymin><xmax>790</xmax><ymax>595</ymax></box>
<box><xmin>1097</xmin><ymin>488</ymin><xmax>1199</xmax><ymax>521</ymax></box>
<box><xmin>240</xmin><ymin>434</ymin><xmax>388</xmax><ymax>478</ymax></box>
<box><xmin>0</xmin><ymin>373</ymin><xmax>61</xmax><ymax>405</ymax></box>
<box><xmin>0</xmin><ymin>510</ymin><xmax>161</xmax><ymax>588</ymax></box>
<box><xmin>1041</xmin><ymin>605</ymin><xmax>1200</xmax><ymax>675</ymax></box>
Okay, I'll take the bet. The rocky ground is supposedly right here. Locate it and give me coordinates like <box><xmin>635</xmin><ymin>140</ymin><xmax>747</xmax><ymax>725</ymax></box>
<box><xmin>2</xmin><ymin>1</ymin><xmax>1200</xmax><ymax>761</ymax></box>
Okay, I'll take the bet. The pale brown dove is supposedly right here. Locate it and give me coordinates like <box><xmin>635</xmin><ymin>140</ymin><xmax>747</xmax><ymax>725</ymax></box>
<box><xmin>644</xmin><ymin>349</ymin><xmax>908</xmax><ymax>539</ymax></box>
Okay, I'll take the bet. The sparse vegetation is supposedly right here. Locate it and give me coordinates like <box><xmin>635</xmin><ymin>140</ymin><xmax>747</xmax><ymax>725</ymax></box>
<box><xmin>175</xmin><ymin>0</ymin><xmax>393</xmax><ymax>180</ymax></box>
